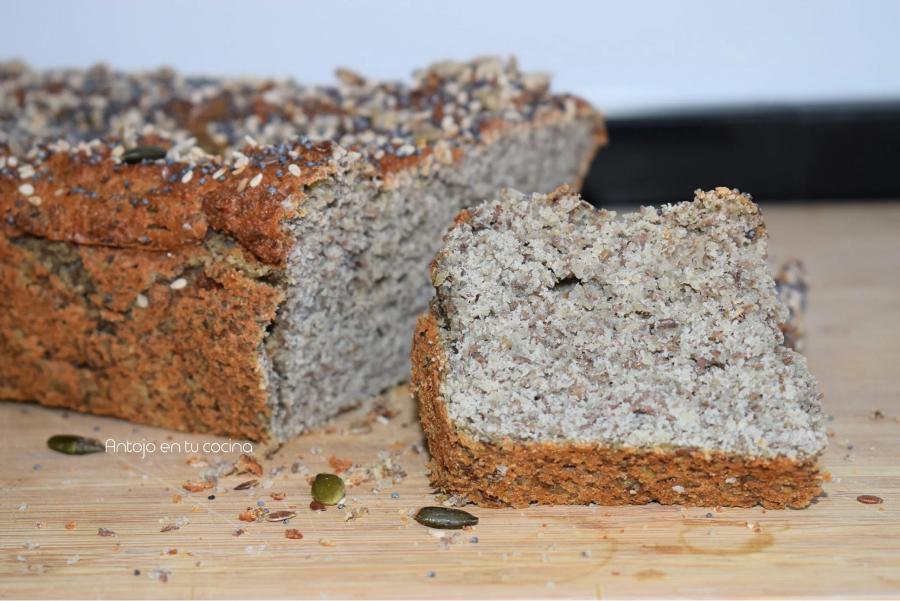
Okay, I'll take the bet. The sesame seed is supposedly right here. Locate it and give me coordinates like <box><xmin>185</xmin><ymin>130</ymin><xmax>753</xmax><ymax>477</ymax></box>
<box><xmin>212</xmin><ymin>168</ymin><xmax>226</xmax><ymax>180</ymax></box>
<box><xmin>169</xmin><ymin>278</ymin><xmax>188</xmax><ymax>290</ymax></box>
<box><xmin>287</xmin><ymin>164</ymin><xmax>301</xmax><ymax>177</ymax></box>
<box><xmin>18</xmin><ymin>164</ymin><xmax>35</xmax><ymax>179</ymax></box>
<box><xmin>18</xmin><ymin>183</ymin><xmax>34</xmax><ymax>196</ymax></box>
<box><xmin>249</xmin><ymin>173</ymin><xmax>263</xmax><ymax>188</ymax></box>
<box><xmin>135</xmin><ymin>294</ymin><xmax>149</xmax><ymax>309</ymax></box>
<box><xmin>236</xmin><ymin>177</ymin><xmax>249</xmax><ymax>193</ymax></box>
<box><xmin>181</xmin><ymin>170</ymin><xmax>194</xmax><ymax>184</ymax></box>
<box><xmin>27</xmin><ymin>195</ymin><xmax>42</xmax><ymax>206</ymax></box>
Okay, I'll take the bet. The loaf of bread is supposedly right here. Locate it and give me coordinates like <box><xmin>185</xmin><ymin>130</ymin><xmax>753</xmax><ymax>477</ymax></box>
<box><xmin>0</xmin><ymin>58</ymin><xmax>605</xmax><ymax>441</ymax></box>
<box><xmin>413</xmin><ymin>186</ymin><xmax>826</xmax><ymax>508</ymax></box>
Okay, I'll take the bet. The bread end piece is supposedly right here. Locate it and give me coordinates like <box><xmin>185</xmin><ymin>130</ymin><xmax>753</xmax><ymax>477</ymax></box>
<box><xmin>413</xmin><ymin>312</ymin><xmax>824</xmax><ymax>509</ymax></box>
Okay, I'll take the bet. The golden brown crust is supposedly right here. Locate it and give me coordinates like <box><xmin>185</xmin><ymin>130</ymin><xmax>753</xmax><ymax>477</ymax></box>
<box><xmin>412</xmin><ymin>312</ymin><xmax>824</xmax><ymax>509</ymax></box>
<box><xmin>0</xmin><ymin>234</ymin><xmax>281</xmax><ymax>441</ymax></box>
<box><xmin>0</xmin><ymin>141</ymin><xmax>338</xmax><ymax>266</ymax></box>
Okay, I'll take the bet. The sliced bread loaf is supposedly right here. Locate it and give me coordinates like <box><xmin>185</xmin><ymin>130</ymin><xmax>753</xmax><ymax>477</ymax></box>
<box><xmin>0</xmin><ymin>58</ymin><xmax>604</xmax><ymax>440</ymax></box>
<box><xmin>413</xmin><ymin>186</ymin><xmax>827</xmax><ymax>508</ymax></box>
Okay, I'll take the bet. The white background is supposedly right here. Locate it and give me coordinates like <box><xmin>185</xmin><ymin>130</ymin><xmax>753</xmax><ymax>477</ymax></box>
<box><xmin>2</xmin><ymin>0</ymin><xmax>899</xmax><ymax>117</ymax></box>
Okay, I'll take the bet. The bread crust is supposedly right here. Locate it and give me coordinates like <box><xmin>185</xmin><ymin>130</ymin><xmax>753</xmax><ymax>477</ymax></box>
<box><xmin>0</xmin><ymin>235</ymin><xmax>282</xmax><ymax>440</ymax></box>
<box><xmin>412</xmin><ymin>312</ymin><xmax>824</xmax><ymax>509</ymax></box>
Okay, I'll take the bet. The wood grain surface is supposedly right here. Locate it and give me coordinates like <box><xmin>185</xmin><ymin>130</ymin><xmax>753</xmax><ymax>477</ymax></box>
<box><xmin>1</xmin><ymin>203</ymin><xmax>899</xmax><ymax>599</ymax></box>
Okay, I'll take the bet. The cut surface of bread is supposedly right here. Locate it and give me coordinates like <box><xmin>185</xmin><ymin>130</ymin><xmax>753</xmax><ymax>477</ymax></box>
<box><xmin>413</xmin><ymin>187</ymin><xmax>827</xmax><ymax>508</ymax></box>
<box><xmin>0</xmin><ymin>58</ymin><xmax>604</xmax><ymax>441</ymax></box>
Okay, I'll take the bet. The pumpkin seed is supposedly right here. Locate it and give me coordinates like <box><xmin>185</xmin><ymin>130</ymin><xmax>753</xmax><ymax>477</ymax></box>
<box><xmin>414</xmin><ymin>506</ymin><xmax>478</xmax><ymax>529</ymax></box>
<box><xmin>121</xmin><ymin>146</ymin><xmax>167</xmax><ymax>164</ymax></box>
<box><xmin>47</xmin><ymin>434</ymin><xmax>105</xmax><ymax>455</ymax></box>
<box><xmin>311</xmin><ymin>473</ymin><xmax>345</xmax><ymax>505</ymax></box>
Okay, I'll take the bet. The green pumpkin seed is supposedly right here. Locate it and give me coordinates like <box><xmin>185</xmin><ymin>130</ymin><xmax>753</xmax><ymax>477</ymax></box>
<box><xmin>121</xmin><ymin>146</ymin><xmax>167</xmax><ymax>164</ymax></box>
<box><xmin>414</xmin><ymin>506</ymin><xmax>478</xmax><ymax>529</ymax></box>
<box><xmin>311</xmin><ymin>473</ymin><xmax>345</xmax><ymax>505</ymax></box>
<box><xmin>47</xmin><ymin>434</ymin><xmax>105</xmax><ymax>455</ymax></box>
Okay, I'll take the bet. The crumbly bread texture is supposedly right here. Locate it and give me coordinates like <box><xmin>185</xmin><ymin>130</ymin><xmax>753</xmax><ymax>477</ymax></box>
<box><xmin>0</xmin><ymin>58</ymin><xmax>605</xmax><ymax>440</ymax></box>
<box><xmin>413</xmin><ymin>187</ymin><xmax>827</xmax><ymax>508</ymax></box>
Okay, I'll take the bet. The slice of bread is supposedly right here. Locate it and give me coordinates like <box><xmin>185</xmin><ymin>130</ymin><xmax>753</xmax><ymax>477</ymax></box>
<box><xmin>0</xmin><ymin>58</ymin><xmax>604</xmax><ymax>441</ymax></box>
<box><xmin>413</xmin><ymin>186</ymin><xmax>827</xmax><ymax>508</ymax></box>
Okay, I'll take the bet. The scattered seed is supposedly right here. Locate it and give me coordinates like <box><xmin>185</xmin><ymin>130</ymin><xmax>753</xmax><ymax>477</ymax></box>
<box><xmin>285</xmin><ymin>528</ymin><xmax>304</xmax><ymax>540</ymax></box>
<box><xmin>134</xmin><ymin>569</ymin><xmax>141</xmax><ymax>576</ymax></box>
<box><xmin>182</xmin><ymin>481</ymin><xmax>214</xmax><ymax>493</ymax></box>
<box><xmin>871</xmin><ymin>410</ymin><xmax>885</xmax><ymax>420</ymax></box>
<box><xmin>309</xmin><ymin>500</ymin><xmax>326</xmax><ymax>512</ymax></box>
<box><xmin>18</xmin><ymin>183</ymin><xmax>35</xmax><ymax>196</ymax></box>
<box><xmin>318</xmin><ymin>537</ymin><xmax>335</xmax><ymax>547</ymax></box>
<box><xmin>270</xmin><ymin>491</ymin><xmax>286</xmax><ymax>501</ymax></box>
<box><xmin>181</xmin><ymin>170</ymin><xmax>194</xmax><ymax>184</ymax></box>
<box><xmin>98</xmin><ymin>528</ymin><xmax>117</xmax><ymax>537</ymax></box>
<box><xmin>857</xmin><ymin>494</ymin><xmax>884</xmax><ymax>505</ymax></box>
<box><xmin>235</xmin><ymin>453</ymin><xmax>263</xmax><ymax>477</ymax></box>
<box><xmin>47</xmin><ymin>434</ymin><xmax>105</xmax><ymax>455</ymax></box>
<box><xmin>122</xmin><ymin>146</ymin><xmax>166</xmax><ymax>164</ymax></box>
<box><xmin>65</xmin><ymin>520</ymin><xmax>77</xmax><ymax>530</ymax></box>
<box><xmin>232</xmin><ymin>528</ymin><xmax>245</xmax><ymax>537</ymax></box>
<box><xmin>414</xmin><ymin>507</ymin><xmax>479</xmax><ymax>529</ymax></box>
<box><xmin>249</xmin><ymin>173</ymin><xmax>263</xmax><ymax>188</ymax></box>
<box><xmin>238</xmin><ymin>509</ymin><xmax>257</xmax><ymax>522</ymax></box>
<box><xmin>266</xmin><ymin>510</ymin><xmax>296</xmax><ymax>522</ymax></box>
<box><xmin>169</xmin><ymin>278</ymin><xmax>188</xmax><ymax>290</ymax></box>
<box><xmin>311</xmin><ymin>473</ymin><xmax>345</xmax><ymax>505</ymax></box>
<box><xmin>288</xmin><ymin>164</ymin><xmax>302</xmax><ymax>177</ymax></box>
<box><xmin>234</xmin><ymin>479</ymin><xmax>259</xmax><ymax>491</ymax></box>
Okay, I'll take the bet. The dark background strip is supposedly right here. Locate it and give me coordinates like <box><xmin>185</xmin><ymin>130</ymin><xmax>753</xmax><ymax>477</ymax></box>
<box><xmin>580</xmin><ymin>102</ymin><xmax>900</xmax><ymax>206</ymax></box>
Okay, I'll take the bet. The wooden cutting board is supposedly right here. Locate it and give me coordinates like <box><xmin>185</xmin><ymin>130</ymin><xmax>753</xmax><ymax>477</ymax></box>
<box><xmin>1</xmin><ymin>203</ymin><xmax>899</xmax><ymax>599</ymax></box>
